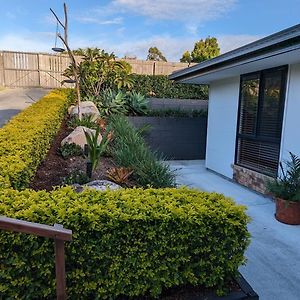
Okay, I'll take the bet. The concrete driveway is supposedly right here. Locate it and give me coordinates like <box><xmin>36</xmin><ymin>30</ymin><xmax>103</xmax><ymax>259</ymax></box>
<box><xmin>0</xmin><ymin>88</ymin><xmax>49</xmax><ymax>127</ymax></box>
<box><xmin>168</xmin><ymin>160</ymin><xmax>300</xmax><ymax>300</ymax></box>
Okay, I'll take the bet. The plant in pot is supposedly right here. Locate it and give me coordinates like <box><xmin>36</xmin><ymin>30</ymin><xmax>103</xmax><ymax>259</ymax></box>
<box><xmin>267</xmin><ymin>152</ymin><xmax>300</xmax><ymax>225</ymax></box>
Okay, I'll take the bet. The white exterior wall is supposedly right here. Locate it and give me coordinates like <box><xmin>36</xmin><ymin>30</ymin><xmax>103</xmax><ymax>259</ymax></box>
<box><xmin>280</xmin><ymin>63</ymin><xmax>300</xmax><ymax>162</ymax></box>
<box><xmin>206</xmin><ymin>77</ymin><xmax>240</xmax><ymax>178</ymax></box>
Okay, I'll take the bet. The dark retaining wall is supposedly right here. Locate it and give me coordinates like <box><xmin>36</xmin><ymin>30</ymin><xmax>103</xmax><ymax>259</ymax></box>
<box><xmin>148</xmin><ymin>98</ymin><xmax>208</xmax><ymax>111</ymax></box>
<box><xmin>128</xmin><ymin>116</ymin><xmax>207</xmax><ymax>160</ymax></box>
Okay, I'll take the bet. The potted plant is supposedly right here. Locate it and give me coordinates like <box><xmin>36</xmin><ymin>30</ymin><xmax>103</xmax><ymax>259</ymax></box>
<box><xmin>267</xmin><ymin>152</ymin><xmax>300</xmax><ymax>225</ymax></box>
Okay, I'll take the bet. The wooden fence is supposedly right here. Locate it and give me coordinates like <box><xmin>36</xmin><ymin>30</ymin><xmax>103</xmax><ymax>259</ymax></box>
<box><xmin>0</xmin><ymin>50</ymin><xmax>193</xmax><ymax>89</ymax></box>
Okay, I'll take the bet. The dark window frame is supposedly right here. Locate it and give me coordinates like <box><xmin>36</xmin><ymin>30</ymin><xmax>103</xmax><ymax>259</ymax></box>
<box><xmin>235</xmin><ymin>65</ymin><xmax>288</xmax><ymax>177</ymax></box>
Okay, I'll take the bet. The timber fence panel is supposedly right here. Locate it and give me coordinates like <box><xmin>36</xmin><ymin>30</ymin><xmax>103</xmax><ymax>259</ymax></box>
<box><xmin>0</xmin><ymin>50</ymin><xmax>194</xmax><ymax>88</ymax></box>
<box><xmin>38</xmin><ymin>53</ymin><xmax>73</xmax><ymax>88</ymax></box>
<box><xmin>2</xmin><ymin>51</ymin><xmax>41</xmax><ymax>87</ymax></box>
<box><xmin>121</xmin><ymin>59</ymin><xmax>155</xmax><ymax>75</ymax></box>
<box><xmin>154</xmin><ymin>62</ymin><xmax>195</xmax><ymax>75</ymax></box>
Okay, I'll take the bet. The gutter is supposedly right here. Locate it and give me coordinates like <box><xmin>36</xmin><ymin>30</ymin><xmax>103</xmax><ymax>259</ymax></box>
<box><xmin>177</xmin><ymin>43</ymin><xmax>300</xmax><ymax>84</ymax></box>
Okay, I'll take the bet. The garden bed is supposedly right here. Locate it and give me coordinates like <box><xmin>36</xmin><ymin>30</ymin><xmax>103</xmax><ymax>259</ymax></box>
<box><xmin>120</xmin><ymin>273</ymin><xmax>258</xmax><ymax>299</ymax></box>
<box><xmin>30</xmin><ymin>118</ymin><xmax>117</xmax><ymax>191</ymax></box>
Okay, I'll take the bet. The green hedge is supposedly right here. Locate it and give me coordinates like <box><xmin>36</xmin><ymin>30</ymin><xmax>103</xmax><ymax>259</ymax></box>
<box><xmin>0</xmin><ymin>89</ymin><xmax>72</xmax><ymax>189</ymax></box>
<box><xmin>131</xmin><ymin>74</ymin><xmax>208</xmax><ymax>99</ymax></box>
<box><xmin>0</xmin><ymin>187</ymin><xmax>250</xmax><ymax>299</ymax></box>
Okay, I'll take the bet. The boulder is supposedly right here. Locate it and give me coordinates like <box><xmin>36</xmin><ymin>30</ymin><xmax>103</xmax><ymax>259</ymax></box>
<box><xmin>86</xmin><ymin>180</ymin><xmax>122</xmax><ymax>191</ymax></box>
<box><xmin>71</xmin><ymin>180</ymin><xmax>122</xmax><ymax>193</ymax></box>
<box><xmin>69</xmin><ymin>101</ymin><xmax>100</xmax><ymax>121</ymax></box>
<box><xmin>61</xmin><ymin>126</ymin><xmax>102</xmax><ymax>149</ymax></box>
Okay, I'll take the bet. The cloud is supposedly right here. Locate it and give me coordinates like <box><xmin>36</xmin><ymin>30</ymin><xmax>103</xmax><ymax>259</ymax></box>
<box><xmin>0</xmin><ymin>32</ymin><xmax>96</xmax><ymax>54</ymax></box>
<box><xmin>5</xmin><ymin>12</ymin><xmax>16</xmax><ymax>19</ymax></box>
<box><xmin>217</xmin><ymin>34</ymin><xmax>262</xmax><ymax>54</ymax></box>
<box><xmin>106</xmin><ymin>35</ymin><xmax>190</xmax><ymax>61</ymax></box>
<box><xmin>75</xmin><ymin>16</ymin><xmax>123</xmax><ymax>25</ymax></box>
<box><xmin>112</xmin><ymin>0</ymin><xmax>237</xmax><ymax>22</ymax></box>
<box><xmin>186</xmin><ymin>24</ymin><xmax>198</xmax><ymax>36</ymax></box>
<box><xmin>0</xmin><ymin>33</ymin><xmax>52</xmax><ymax>53</ymax></box>
<box><xmin>0</xmin><ymin>32</ymin><xmax>262</xmax><ymax>63</ymax></box>
<box><xmin>104</xmin><ymin>34</ymin><xmax>262</xmax><ymax>61</ymax></box>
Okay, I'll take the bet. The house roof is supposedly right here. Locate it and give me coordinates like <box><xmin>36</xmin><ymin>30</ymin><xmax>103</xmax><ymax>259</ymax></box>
<box><xmin>170</xmin><ymin>24</ymin><xmax>300</xmax><ymax>83</ymax></box>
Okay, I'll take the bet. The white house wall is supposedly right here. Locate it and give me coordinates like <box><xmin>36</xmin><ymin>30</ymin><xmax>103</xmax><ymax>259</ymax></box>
<box><xmin>280</xmin><ymin>63</ymin><xmax>300</xmax><ymax>162</ymax></box>
<box><xmin>206</xmin><ymin>77</ymin><xmax>240</xmax><ymax>178</ymax></box>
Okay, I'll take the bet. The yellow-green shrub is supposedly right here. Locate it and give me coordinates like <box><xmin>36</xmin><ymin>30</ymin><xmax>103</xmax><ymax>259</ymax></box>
<box><xmin>0</xmin><ymin>89</ymin><xmax>72</xmax><ymax>189</ymax></box>
<box><xmin>0</xmin><ymin>187</ymin><xmax>250</xmax><ymax>299</ymax></box>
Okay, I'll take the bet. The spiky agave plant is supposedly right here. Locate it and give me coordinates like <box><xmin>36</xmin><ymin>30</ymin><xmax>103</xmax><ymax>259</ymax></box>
<box><xmin>126</xmin><ymin>91</ymin><xmax>149</xmax><ymax>115</ymax></box>
<box><xmin>97</xmin><ymin>89</ymin><xmax>128</xmax><ymax>116</ymax></box>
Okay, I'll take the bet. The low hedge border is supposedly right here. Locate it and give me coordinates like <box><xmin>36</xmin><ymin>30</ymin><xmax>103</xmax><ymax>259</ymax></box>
<box><xmin>0</xmin><ymin>187</ymin><xmax>250</xmax><ymax>299</ymax></box>
<box><xmin>0</xmin><ymin>89</ymin><xmax>73</xmax><ymax>190</ymax></box>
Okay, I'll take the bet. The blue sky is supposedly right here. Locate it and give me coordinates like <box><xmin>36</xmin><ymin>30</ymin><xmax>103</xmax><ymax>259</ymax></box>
<box><xmin>1</xmin><ymin>0</ymin><xmax>300</xmax><ymax>61</ymax></box>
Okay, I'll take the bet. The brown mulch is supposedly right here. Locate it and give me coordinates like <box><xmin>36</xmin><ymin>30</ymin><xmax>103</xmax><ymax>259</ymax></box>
<box><xmin>30</xmin><ymin>118</ymin><xmax>116</xmax><ymax>191</ymax></box>
<box><xmin>117</xmin><ymin>279</ymin><xmax>241</xmax><ymax>300</ymax></box>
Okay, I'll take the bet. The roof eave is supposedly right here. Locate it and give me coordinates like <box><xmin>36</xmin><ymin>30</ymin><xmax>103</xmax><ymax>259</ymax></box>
<box><xmin>170</xmin><ymin>24</ymin><xmax>300</xmax><ymax>82</ymax></box>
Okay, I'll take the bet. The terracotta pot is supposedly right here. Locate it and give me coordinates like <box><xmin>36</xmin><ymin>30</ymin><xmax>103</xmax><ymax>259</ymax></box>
<box><xmin>275</xmin><ymin>198</ymin><xmax>300</xmax><ymax>225</ymax></box>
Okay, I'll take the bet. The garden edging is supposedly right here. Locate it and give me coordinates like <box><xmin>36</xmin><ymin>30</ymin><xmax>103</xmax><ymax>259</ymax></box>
<box><xmin>212</xmin><ymin>273</ymin><xmax>259</xmax><ymax>300</ymax></box>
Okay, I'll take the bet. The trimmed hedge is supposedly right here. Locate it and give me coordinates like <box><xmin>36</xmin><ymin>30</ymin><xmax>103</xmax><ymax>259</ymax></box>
<box><xmin>131</xmin><ymin>74</ymin><xmax>208</xmax><ymax>100</ymax></box>
<box><xmin>0</xmin><ymin>89</ymin><xmax>72</xmax><ymax>189</ymax></box>
<box><xmin>0</xmin><ymin>187</ymin><xmax>250</xmax><ymax>299</ymax></box>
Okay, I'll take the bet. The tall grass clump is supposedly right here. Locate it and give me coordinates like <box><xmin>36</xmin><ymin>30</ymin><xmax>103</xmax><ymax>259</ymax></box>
<box><xmin>109</xmin><ymin>115</ymin><xmax>175</xmax><ymax>188</ymax></box>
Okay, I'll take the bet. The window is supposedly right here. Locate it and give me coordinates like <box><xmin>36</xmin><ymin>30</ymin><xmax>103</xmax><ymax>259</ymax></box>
<box><xmin>236</xmin><ymin>66</ymin><xmax>287</xmax><ymax>177</ymax></box>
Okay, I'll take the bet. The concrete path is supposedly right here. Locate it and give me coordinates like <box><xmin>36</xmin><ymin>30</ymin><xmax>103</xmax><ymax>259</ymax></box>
<box><xmin>0</xmin><ymin>88</ymin><xmax>49</xmax><ymax>127</ymax></box>
<box><xmin>168</xmin><ymin>160</ymin><xmax>300</xmax><ymax>300</ymax></box>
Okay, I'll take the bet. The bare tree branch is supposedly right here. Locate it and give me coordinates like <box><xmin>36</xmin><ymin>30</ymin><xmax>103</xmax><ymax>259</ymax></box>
<box><xmin>50</xmin><ymin>3</ymin><xmax>82</xmax><ymax>118</ymax></box>
<box><xmin>50</xmin><ymin>8</ymin><xmax>65</xmax><ymax>29</ymax></box>
<box><xmin>63</xmin><ymin>3</ymin><xmax>68</xmax><ymax>45</ymax></box>
<box><xmin>57</xmin><ymin>33</ymin><xmax>77</xmax><ymax>70</ymax></box>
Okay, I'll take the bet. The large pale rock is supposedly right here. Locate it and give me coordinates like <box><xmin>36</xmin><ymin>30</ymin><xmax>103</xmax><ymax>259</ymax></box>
<box><xmin>71</xmin><ymin>180</ymin><xmax>122</xmax><ymax>193</ymax></box>
<box><xmin>61</xmin><ymin>126</ymin><xmax>102</xmax><ymax>149</ymax></box>
<box><xmin>85</xmin><ymin>180</ymin><xmax>122</xmax><ymax>191</ymax></box>
<box><xmin>69</xmin><ymin>101</ymin><xmax>100</xmax><ymax>121</ymax></box>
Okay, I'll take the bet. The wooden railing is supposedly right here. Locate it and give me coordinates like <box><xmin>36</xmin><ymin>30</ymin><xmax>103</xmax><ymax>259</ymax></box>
<box><xmin>0</xmin><ymin>216</ymin><xmax>72</xmax><ymax>300</ymax></box>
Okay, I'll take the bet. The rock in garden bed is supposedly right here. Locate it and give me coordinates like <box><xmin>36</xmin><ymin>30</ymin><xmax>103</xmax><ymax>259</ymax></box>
<box><xmin>72</xmin><ymin>180</ymin><xmax>122</xmax><ymax>193</ymax></box>
<box><xmin>68</xmin><ymin>101</ymin><xmax>100</xmax><ymax>120</ymax></box>
<box><xmin>30</xmin><ymin>118</ymin><xmax>119</xmax><ymax>191</ymax></box>
<box><xmin>61</xmin><ymin>125</ymin><xmax>102</xmax><ymax>149</ymax></box>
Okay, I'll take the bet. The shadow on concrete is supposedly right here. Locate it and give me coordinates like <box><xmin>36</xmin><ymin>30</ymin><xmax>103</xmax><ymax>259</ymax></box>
<box><xmin>0</xmin><ymin>109</ymin><xmax>21</xmax><ymax>127</ymax></box>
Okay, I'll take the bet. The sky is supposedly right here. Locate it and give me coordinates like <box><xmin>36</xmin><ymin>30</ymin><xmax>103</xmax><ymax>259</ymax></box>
<box><xmin>1</xmin><ymin>0</ymin><xmax>300</xmax><ymax>61</ymax></box>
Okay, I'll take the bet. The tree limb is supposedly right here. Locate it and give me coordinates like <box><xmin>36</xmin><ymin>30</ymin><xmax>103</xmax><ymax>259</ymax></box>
<box><xmin>50</xmin><ymin>8</ymin><xmax>65</xmax><ymax>29</ymax></box>
<box><xmin>63</xmin><ymin>3</ymin><xmax>68</xmax><ymax>45</ymax></box>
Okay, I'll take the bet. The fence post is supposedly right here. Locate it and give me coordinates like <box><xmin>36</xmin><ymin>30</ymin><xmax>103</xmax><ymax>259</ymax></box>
<box><xmin>0</xmin><ymin>52</ymin><xmax>5</xmax><ymax>86</ymax></box>
<box><xmin>54</xmin><ymin>224</ymin><xmax>67</xmax><ymax>300</ymax></box>
<box><xmin>37</xmin><ymin>53</ymin><xmax>41</xmax><ymax>87</ymax></box>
